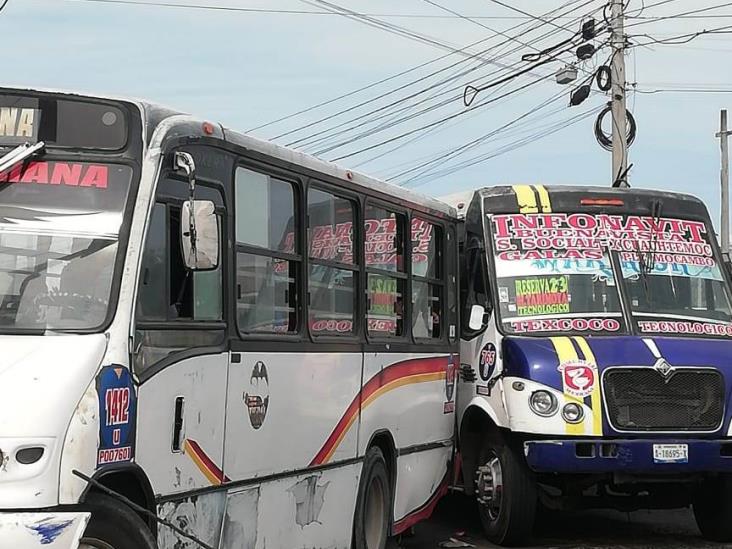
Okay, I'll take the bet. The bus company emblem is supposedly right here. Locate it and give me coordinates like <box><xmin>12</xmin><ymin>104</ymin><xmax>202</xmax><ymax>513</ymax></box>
<box><xmin>653</xmin><ymin>358</ymin><xmax>675</xmax><ymax>381</ymax></box>
<box><xmin>558</xmin><ymin>360</ymin><xmax>597</xmax><ymax>399</ymax></box>
<box><xmin>479</xmin><ymin>342</ymin><xmax>497</xmax><ymax>382</ymax></box>
<box><xmin>244</xmin><ymin>361</ymin><xmax>270</xmax><ymax>429</ymax></box>
<box><xmin>444</xmin><ymin>355</ymin><xmax>456</xmax><ymax>414</ymax></box>
<box><xmin>0</xmin><ymin>107</ymin><xmax>40</xmax><ymax>145</ymax></box>
<box><xmin>96</xmin><ymin>365</ymin><xmax>136</xmax><ymax>466</ymax></box>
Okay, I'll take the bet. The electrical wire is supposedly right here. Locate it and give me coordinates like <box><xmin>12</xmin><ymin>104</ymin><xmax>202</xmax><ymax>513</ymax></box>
<box><xmin>484</xmin><ymin>0</ymin><xmax>579</xmax><ymax>34</ymax></box>
<box><xmin>401</xmin><ymin>107</ymin><xmax>601</xmax><ymax>187</ymax></box>
<box><xmin>275</xmin><ymin>0</ymin><xmax>601</xmax><ymax>143</ymax></box>
<box><xmin>388</xmin><ymin>87</ymin><xmax>570</xmax><ymax>182</ymax></box>
<box><xmin>0</xmin><ymin>0</ymin><xmax>9</xmax><ymax>13</ymax></box>
<box><xmin>285</xmin><ymin>1</ymin><xmax>604</xmax><ymax>150</ymax></box>
<box><xmin>625</xmin><ymin>2</ymin><xmax>732</xmax><ymax>29</ymax></box>
<box><xmin>326</xmin><ymin>72</ymin><xmax>558</xmax><ymax>162</ymax></box>
<box><xmin>629</xmin><ymin>24</ymin><xmax>732</xmax><ymax>47</ymax></box>
<box><xmin>61</xmin><ymin>0</ymin><xmax>591</xmax><ymax>19</ymax></box>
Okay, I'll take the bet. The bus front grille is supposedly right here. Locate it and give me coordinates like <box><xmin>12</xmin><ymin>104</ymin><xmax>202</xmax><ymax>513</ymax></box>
<box><xmin>603</xmin><ymin>368</ymin><xmax>725</xmax><ymax>432</ymax></box>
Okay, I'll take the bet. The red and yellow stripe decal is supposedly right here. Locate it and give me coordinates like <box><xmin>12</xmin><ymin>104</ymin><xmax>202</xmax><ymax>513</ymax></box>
<box><xmin>310</xmin><ymin>356</ymin><xmax>449</xmax><ymax>466</ymax></box>
<box><xmin>184</xmin><ymin>439</ymin><xmax>230</xmax><ymax>486</ymax></box>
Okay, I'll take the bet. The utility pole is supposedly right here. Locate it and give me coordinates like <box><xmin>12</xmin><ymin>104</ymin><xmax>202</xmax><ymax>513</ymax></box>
<box><xmin>610</xmin><ymin>0</ymin><xmax>628</xmax><ymax>187</ymax></box>
<box><xmin>717</xmin><ymin>109</ymin><xmax>731</xmax><ymax>252</ymax></box>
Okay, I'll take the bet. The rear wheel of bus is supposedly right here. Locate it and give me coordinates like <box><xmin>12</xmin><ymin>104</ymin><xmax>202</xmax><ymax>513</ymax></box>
<box><xmin>79</xmin><ymin>493</ymin><xmax>156</xmax><ymax>549</ymax></box>
<box><xmin>475</xmin><ymin>432</ymin><xmax>537</xmax><ymax>546</ymax></box>
<box><xmin>353</xmin><ymin>447</ymin><xmax>391</xmax><ymax>549</ymax></box>
<box><xmin>693</xmin><ymin>474</ymin><xmax>732</xmax><ymax>542</ymax></box>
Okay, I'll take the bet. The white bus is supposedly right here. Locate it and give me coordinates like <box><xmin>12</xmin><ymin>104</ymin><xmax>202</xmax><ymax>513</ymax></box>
<box><xmin>0</xmin><ymin>88</ymin><xmax>459</xmax><ymax>549</ymax></box>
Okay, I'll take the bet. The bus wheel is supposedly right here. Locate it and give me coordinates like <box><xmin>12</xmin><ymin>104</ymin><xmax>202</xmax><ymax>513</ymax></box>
<box><xmin>693</xmin><ymin>474</ymin><xmax>732</xmax><ymax>542</ymax></box>
<box><xmin>353</xmin><ymin>447</ymin><xmax>391</xmax><ymax>549</ymax></box>
<box><xmin>79</xmin><ymin>493</ymin><xmax>156</xmax><ymax>549</ymax></box>
<box><xmin>475</xmin><ymin>433</ymin><xmax>536</xmax><ymax>546</ymax></box>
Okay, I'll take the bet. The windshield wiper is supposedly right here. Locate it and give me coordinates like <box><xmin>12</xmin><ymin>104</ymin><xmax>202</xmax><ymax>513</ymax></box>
<box><xmin>0</xmin><ymin>141</ymin><xmax>45</xmax><ymax>175</ymax></box>
<box><xmin>633</xmin><ymin>200</ymin><xmax>663</xmax><ymax>296</ymax></box>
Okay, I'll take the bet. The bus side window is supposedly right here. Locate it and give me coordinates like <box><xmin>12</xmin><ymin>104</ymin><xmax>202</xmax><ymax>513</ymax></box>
<box><xmin>235</xmin><ymin>167</ymin><xmax>300</xmax><ymax>335</ymax></box>
<box><xmin>462</xmin><ymin>242</ymin><xmax>492</xmax><ymax>338</ymax></box>
<box><xmin>412</xmin><ymin>218</ymin><xmax>444</xmax><ymax>341</ymax></box>
<box><xmin>307</xmin><ymin>187</ymin><xmax>358</xmax><ymax>337</ymax></box>
<box><xmin>134</xmin><ymin>199</ymin><xmax>224</xmax><ymax>373</ymax></box>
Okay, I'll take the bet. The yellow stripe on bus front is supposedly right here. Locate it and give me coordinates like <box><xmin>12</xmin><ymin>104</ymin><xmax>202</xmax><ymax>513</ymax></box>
<box><xmin>512</xmin><ymin>185</ymin><xmax>539</xmax><ymax>213</ymax></box>
<box><xmin>550</xmin><ymin>337</ymin><xmax>584</xmax><ymax>435</ymax></box>
<box><xmin>573</xmin><ymin>337</ymin><xmax>603</xmax><ymax>436</ymax></box>
<box><xmin>534</xmin><ymin>184</ymin><xmax>552</xmax><ymax>213</ymax></box>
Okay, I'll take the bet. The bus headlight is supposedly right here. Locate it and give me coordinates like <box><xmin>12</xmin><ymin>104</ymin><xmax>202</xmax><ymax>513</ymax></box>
<box><xmin>562</xmin><ymin>402</ymin><xmax>585</xmax><ymax>424</ymax></box>
<box><xmin>529</xmin><ymin>390</ymin><xmax>558</xmax><ymax>417</ymax></box>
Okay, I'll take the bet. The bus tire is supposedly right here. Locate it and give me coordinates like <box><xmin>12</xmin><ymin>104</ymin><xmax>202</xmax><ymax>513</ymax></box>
<box><xmin>79</xmin><ymin>493</ymin><xmax>157</xmax><ymax>549</ymax></box>
<box><xmin>353</xmin><ymin>447</ymin><xmax>391</xmax><ymax>549</ymax></box>
<box><xmin>693</xmin><ymin>474</ymin><xmax>732</xmax><ymax>542</ymax></box>
<box><xmin>475</xmin><ymin>432</ymin><xmax>536</xmax><ymax>547</ymax></box>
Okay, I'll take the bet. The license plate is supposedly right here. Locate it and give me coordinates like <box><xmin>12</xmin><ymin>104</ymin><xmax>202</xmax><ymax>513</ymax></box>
<box><xmin>653</xmin><ymin>444</ymin><xmax>688</xmax><ymax>464</ymax></box>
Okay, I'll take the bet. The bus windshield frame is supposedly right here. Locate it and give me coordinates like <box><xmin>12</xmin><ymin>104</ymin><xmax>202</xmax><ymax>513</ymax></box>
<box><xmin>486</xmin><ymin>208</ymin><xmax>732</xmax><ymax>339</ymax></box>
<box><xmin>0</xmin><ymin>91</ymin><xmax>143</xmax><ymax>335</ymax></box>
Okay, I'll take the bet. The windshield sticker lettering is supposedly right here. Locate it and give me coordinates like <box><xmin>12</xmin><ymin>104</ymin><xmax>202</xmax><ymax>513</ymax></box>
<box><xmin>96</xmin><ymin>365</ymin><xmax>136</xmax><ymax>466</ymax></box>
<box><xmin>515</xmin><ymin>276</ymin><xmax>570</xmax><ymax>316</ymax></box>
<box><xmin>638</xmin><ymin>320</ymin><xmax>732</xmax><ymax>336</ymax></box>
<box><xmin>0</xmin><ymin>161</ymin><xmax>109</xmax><ymax>189</ymax></box>
<box><xmin>0</xmin><ymin>107</ymin><xmax>40</xmax><ymax>144</ymax></box>
<box><xmin>511</xmin><ymin>317</ymin><xmax>621</xmax><ymax>334</ymax></box>
<box><xmin>493</xmin><ymin>213</ymin><xmax>711</xmax><ymax>262</ymax></box>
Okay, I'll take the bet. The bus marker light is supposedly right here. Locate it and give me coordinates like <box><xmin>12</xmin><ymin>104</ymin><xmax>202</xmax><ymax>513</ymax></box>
<box><xmin>580</xmin><ymin>198</ymin><xmax>624</xmax><ymax>207</ymax></box>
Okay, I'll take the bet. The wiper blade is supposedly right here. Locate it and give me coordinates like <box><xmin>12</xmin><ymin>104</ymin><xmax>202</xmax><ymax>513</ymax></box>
<box><xmin>0</xmin><ymin>141</ymin><xmax>45</xmax><ymax>175</ymax></box>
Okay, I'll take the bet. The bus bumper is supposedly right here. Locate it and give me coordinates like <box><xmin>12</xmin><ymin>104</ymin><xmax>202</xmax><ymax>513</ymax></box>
<box><xmin>0</xmin><ymin>512</ymin><xmax>89</xmax><ymax>549</ymax></box>
<box><xmin>524</xmin><ymin>439</ymin><xmax>732</xmax><ymax>474</ymax></box>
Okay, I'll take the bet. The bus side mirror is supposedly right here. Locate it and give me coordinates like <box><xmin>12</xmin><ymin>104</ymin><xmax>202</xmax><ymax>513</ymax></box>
<box><xmin>181</xmin><ymin>200</ymin><xmax>219</xmax><ymax>270</ymax></box>
<box><xmin>468</xmin><ymin>304</ymin><xmax>486</xmax><ymax>331</ymax></box>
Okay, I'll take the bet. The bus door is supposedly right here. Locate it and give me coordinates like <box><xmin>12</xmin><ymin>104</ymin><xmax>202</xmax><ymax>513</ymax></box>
<box><xmin>134</xmin><ymin>146</ymin><xmax>229</xmax><ymax>547</ymax></box>
<box><xmin>222</xmin><ymin>170</ymin><xmax>361</xmax><ymax>547</ymax></box>
<box><xmin>459</xmin><ymin>236</ymin><xmax>504</xmax><ymax>485</ymax></box>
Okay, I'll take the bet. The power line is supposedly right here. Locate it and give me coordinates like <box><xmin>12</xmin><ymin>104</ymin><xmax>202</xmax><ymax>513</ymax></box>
<box><xmin>0</xmin><ymin>0</ymin><xmax>9</xmax><ymax>13</ymax></box>
<box><xmin>326</xmin><ymin>70</ymin><xmax>560</xmax><ymax>162</ymax></box>
<box><xmin>484</xmin><ymin>0</ymin><xmax>579</xmax><ymax>34</ymax></box>
<box><xmin>629</xmin><ymin>23</ymin><xmax>732</xmax><ymax>47</ymax></box>
<box><xmin>61</xmin><ymin>0</ymin><xmax>594</xmax><ymax>19</ymax></box>
<box><xmin>280</xmin><ymin>0</ymin><xmax>601</xmax><ymax>146</ymax></box>
<box><xmin>263</xmin><ymin>0</ymin><xmax>600</xmax><ymax>142</ymax></box>
<box><xmin>625</xmin><ymin>2</ymin><xmax>732</xmax><ymax>29</ymax></box>
<box><xmin>402</xmin><ymin>107</ymin><xmax>601</xmax><ymax>187</ymax></box>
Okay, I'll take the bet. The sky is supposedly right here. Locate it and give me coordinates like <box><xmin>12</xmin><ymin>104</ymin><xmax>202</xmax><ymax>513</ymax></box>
<box><xmin>7</xmin><ymin>0</ymin><xmax>732</xmax><ymax>231</ymax></box>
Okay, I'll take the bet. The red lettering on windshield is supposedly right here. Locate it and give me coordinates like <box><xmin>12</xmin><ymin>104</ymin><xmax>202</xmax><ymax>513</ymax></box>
<box><xmin>0</xmin><ymin>162</ymin><xmax>109</xmax><ymax>189</ymax></box>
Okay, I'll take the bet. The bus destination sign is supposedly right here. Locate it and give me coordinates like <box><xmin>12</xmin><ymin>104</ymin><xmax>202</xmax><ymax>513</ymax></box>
<box><xmin>0</xmin><ymin>107</ymin><xmax>40</xmax><ymax>145</ymax></box>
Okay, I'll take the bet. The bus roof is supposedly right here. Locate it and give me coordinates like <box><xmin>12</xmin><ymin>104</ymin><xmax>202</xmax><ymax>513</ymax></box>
<box><xmin>0</xmin><ymin>86</ymin><xmax>457</xmax><ymax>220</ymax></box>
<box><xmin>455</xmin><ymin>185</ymin><xmax>710</xmax><ymax>223</ymax></box>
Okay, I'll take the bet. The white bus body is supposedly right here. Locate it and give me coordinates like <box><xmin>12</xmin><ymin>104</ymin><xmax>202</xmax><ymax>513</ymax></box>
<box><xmin>0</xmin><ymin>88</ymin><xmax>459</xmax><ymax>549</ymax></box>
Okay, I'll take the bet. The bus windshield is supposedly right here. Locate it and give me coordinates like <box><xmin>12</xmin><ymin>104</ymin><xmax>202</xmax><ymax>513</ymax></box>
<box><xmin>0</xmin><ymin>161</ymin><xmax>133</xmax><ymax>332</ymax></box>
<box><xmin>490</xmin><ymin>211</ymin><xmax>732</xmax><ymax>337</ymax></box>
<box><xmin>619</xmin><ymin>221</ymin><xmax>732</xmax><ymax>336</ymax></box>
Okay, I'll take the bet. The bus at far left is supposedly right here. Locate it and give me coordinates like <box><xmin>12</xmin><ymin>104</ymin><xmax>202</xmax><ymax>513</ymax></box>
<box><xmin>0</xmin><ymin>87</ymin><xmax>459</xmax><ymax>549</ymax></box>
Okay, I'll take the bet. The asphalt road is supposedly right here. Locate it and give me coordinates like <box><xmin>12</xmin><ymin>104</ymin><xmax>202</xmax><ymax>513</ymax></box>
<box><xmin>396</xmin><ymin>494</ymin><xmax>727</xmax><ymax>548</ymax></box>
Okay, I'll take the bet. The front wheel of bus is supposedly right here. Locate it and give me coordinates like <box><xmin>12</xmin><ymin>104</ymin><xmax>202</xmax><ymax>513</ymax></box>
<box><xmin>353</xmin><ymin>447</ymin><xmax>391</xmax><ymax>549</ymax></box>
<box><xmin>476</xmin><ymin>433</ymin><xmax>536</xmax><ymax>547</ymax></box>
<box><xmin>79</xmin><ymin>493</ymin><xmax>157</xmax><ymax>549</ymax></box>
<box><xmin>693</xmin><ymin>474</ymin><xmax>732</xmax><ymax>542</ymax></box>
